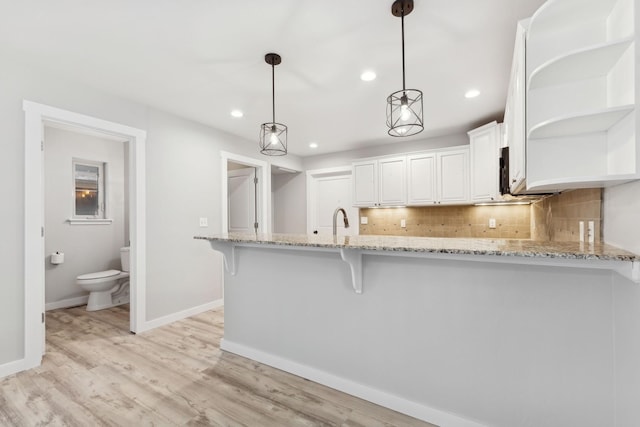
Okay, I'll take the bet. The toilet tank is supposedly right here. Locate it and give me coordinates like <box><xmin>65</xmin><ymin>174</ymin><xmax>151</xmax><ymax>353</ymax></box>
<box><xmin>120</xmin><ymin>247</ymin><xmax>130</xmax><ymax>272</ymax></box>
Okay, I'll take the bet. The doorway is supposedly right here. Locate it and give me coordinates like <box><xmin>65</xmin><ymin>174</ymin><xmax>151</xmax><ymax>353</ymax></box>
<box><xmin>228</xmin><ymin>163</ymin><xmax>258</xmax><ymax>233</ymax></box>
<box><xmin>220</xmin><ymin>151</ymin><xmax>269</xmax><ymax>234</ymax></box>
<box><xmin>307</xmin><ymin>167</ymin><xmax>358</xmax><ymax>236</ymax></box>
<box><xmin>23</xmin><ymin>101</ymin><xmax>147</xmax><ymax>371</ymax></box>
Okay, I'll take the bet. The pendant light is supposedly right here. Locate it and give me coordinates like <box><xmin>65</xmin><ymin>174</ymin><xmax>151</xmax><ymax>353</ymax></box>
<box><xmin>259</xmin><ymin>53</ymin><xmax>287</xmax><ymax>156</ymax></box>
<box><xmin>386</xmin><ymin>0</ymin><xmax>424</xmax><ymax>137</ymax></box>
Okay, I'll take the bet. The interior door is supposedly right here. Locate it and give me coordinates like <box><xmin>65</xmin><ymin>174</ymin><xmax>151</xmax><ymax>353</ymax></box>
<box><xmin>228</xmin><ymin>167</ymin><xmax>256</xmax><ymax>233</ymax></box>
<box><xmin>311</xmin><ymin>174</ymin><xmax>358</xmax><ymax>236</ymax></box>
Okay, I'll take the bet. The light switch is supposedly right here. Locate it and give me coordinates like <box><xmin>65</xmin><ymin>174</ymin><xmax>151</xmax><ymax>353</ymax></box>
<box><xmin>588</xmin><ymin>221</ymin><xmax>595</xmax><ymax>244</ymax></box>
<box><xmin>489</xmin><ymin>218</ymin><xmax>496</xmax><ymax>229</ymax></box>
<box><xmin>400</xmin><ymin>219</ymin><xmax>406</xmax><ymax>228</ymax></box>
<box><xmin>199</xmin><ymin>217</ymin><xmax>208</xmax><ymax>227</ymax></box>
<box><xmin>360</xmin><ymin>216</ymin><xmax>368</xmax><ymax>225</ymax></box>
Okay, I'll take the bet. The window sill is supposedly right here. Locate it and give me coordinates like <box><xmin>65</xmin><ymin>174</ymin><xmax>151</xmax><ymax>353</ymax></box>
<box><xmin>67</xmin><ymin>218</ymin><xmax>113</xmax><ymax>225</ymax></box>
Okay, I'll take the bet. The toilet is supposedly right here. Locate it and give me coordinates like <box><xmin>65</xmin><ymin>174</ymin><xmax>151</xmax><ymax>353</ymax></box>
<box><xmin>77</xmin><ymin>247</ymin><xmax>130</xmax><ymax>311</ymax></box>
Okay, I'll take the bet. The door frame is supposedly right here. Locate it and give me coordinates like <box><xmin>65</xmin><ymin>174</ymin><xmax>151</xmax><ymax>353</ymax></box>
<box><xmin>221</xmin><ymin>151</ymin><xmax>269</xmax><ymax>234</ymax></box>
<box><xmin>23</xmin><ymin>100</ymin><xmax>147</xmax><ymax>371</ymax></box>
<box><xmin>306</xmin><ymin>166</ymin><xmax>356</xmax><ymax>235</ymax></box>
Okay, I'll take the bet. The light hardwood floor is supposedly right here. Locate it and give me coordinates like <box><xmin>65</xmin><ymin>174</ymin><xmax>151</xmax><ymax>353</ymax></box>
<box><xmin>0</xmin><ymin>305</ymin><xmax>435</xmax><ymax>426</ymax></box>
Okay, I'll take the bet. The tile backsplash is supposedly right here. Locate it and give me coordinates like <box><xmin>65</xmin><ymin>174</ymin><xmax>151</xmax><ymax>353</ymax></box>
<box><xmin>359</xmin><ymin>189</ymin><xmax>603</xmax><ymax>242</ymax></box>
<box><xmin>359</xmin><ymin>204</ymin><xmax>531</xmax><ymax>239</ymax></box>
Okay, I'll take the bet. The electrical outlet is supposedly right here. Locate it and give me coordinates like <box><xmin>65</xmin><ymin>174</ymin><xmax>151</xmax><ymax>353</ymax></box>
<box><xmin>400</xmin><ymin>219</ymin><xmax>406</xmax><ymax>228</ymax></box>
<box><xmin>199</xmin><ymin>217</ymin><xmax>208</xmax><ymax>227</ymax></box>
<box><xmin>489</xmin><ymin>218</ymin><xmax>496</xmax><ymax>229</ymax></box>
<box><xmin>360</xmin><ymin>216</ymin><xmax>368</xmax><ymax>225</ymax></box>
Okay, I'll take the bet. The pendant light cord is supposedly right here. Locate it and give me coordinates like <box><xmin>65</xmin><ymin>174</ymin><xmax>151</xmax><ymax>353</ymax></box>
<box><xmin>401</xmin><ymin>8</ymin><xmax>406</xmax><ymax>92</ymax></box>
<box><xmin>271</xmin><ymin>62</ymin><xmax>276</xmax><ymax>124</ymax></box>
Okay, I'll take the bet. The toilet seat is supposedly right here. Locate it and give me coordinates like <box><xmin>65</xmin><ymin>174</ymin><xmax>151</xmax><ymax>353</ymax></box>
<box><xmin>77</xmin><ymin>269</ymin><xmax>121</xmax><ymax>281</ymax></box>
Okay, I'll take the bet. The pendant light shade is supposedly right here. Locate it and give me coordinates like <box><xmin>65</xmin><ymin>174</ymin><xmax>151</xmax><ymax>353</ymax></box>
<box><xmin>387</xmin><ymin>0</ymin><xmax>424</xmax><ymax>137</ymax></box>
<box><xmin>260</xmin><ymin>53</ymin><xmax>287</xmax><ymax>156</ymax></box>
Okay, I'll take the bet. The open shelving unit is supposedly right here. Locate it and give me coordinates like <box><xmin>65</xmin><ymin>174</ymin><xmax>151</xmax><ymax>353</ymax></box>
<box><xmin>525</xmin><ymin>0</ymin><xmax>638</xmax><ymax>191</ymax></box>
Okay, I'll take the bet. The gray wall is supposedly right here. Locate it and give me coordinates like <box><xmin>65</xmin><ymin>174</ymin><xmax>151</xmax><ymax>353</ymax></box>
<box><xmin>44</xmin><ymin>126</ymin><xmax>126</xmax><ymax>307</ymax></box>
<box><xmin>0</xmin><ymin>60</ymin><xmax>303</xmax><ymax>366</ymax></box>
<box><xmin>272</xmin><ymin>172</ymin><xmax>306</xmax><ymax>234</ymax></box>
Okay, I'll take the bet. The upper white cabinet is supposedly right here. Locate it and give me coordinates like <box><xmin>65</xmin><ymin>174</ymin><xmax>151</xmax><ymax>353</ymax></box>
<box><xmin>525</xmin><ymin>0</ymin><xmax>638</xmax><ymax>191</ymax></box>
<box><xmin>504</xmin><ymin>20</ymin><xmax>528</xmax><ymax>194</ymax></box>
<box><xmin>438</xmin><ymin>148</ymin><xmax>470</xmax><ymax>204</ymax></box>
<box><xmin>407</xmin><ymin>147</ymin><xmax>470</xmax><ymax>205</ymax></box>
<box><xmin>352</xmin><ymin>156</ymin><xmax>406</xmax><ymax>207</ymax></box>
<box><xmin>469</xmin><ymin>121</ymin><xmax>501</xmax><ymax>202</ymax></box>
<box><xmin>407</xmin><ymin>153</ymin><xmax>437</xmax><ymax>205</ymax></box>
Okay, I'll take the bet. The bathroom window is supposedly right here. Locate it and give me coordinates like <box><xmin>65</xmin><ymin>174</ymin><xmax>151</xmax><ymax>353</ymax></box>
<box><xmin>73</xmin><ymin>159</ymin><xmax>106</xmax><ymax>219</ymax></box>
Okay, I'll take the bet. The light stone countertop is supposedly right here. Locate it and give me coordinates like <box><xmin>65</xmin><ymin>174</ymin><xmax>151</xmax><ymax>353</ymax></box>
<box><xmin>195</xmin><ymin>233</ymin><xmax>640</xmax><ymax>262</ymax></box>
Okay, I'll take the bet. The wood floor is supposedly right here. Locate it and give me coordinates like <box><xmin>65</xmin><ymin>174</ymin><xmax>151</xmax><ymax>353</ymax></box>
<box><xmin>0</xmin><ymin>305</ymin><xmax>435</xmax><ymax>427</ymax></box>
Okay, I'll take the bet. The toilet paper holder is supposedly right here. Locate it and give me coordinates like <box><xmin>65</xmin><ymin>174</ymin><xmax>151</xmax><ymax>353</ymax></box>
<box><xmin>51</xmin><ymin>252</ymin><xmax>64</xmax><ymax>265</ymax></box>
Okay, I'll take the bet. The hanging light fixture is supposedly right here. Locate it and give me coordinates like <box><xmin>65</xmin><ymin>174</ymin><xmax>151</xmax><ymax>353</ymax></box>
<box><xmin>387</xmin><ymin>0</ymin><xmax>423</xmax><ymax>137</ymax></box>
<box><xmin>259</xmin><ymin>53</ymin><xmax>287</xmax><ymax>156</ymax></box>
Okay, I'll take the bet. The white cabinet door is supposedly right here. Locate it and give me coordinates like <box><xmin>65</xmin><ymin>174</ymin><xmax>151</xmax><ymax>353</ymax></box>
<box><xmin>505</xmin><ymin>22</ymin><xmax>527</xmax><ymax>194</ymax></box>
<box><xmin>352</xmin><ymin>160</ymin><xmax>378</xmax><ymax>207</ymax></box>
<box><xmin>469</xmin><ymin>121</ymin><xmax>501</xmax><ymax>202</ymax></box>
<box><xmin>378</xmin><ymin>156</ymin><xmax>406</xmax><ymax>206</ymax></box>
<box><xmin>438</xmin><ymin>148</ymin><xmax>469</xmax><ymax>204</ymax></box>
<box><xmin>407</xmin><ymin>153</ymin><xmax>436</xmax><ymax>205</ymax></box>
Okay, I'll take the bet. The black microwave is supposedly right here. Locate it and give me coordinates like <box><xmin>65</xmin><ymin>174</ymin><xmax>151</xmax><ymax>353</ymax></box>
<box><xmin>499</xmin><ymin>146</ymin><xmax>510</xmax><ymax>195</ymax></box>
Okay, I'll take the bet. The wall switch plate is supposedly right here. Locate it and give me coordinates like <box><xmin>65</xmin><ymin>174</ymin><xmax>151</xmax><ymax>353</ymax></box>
<box><xmin>588</xmin><ymin>221</ymin><xmax>595</xmax><ymax>244</ymax></box>
<box><xmin>579</xmin><ymin>221</ymin><xmax>585</xmax><ymax>242</ymax></box>
<box><xmin>360</xmin><ymin>216</ymin><xmax>368</xmax><ymax>225</ymax></box>
<box><xmin>199</xmin><ymin>217</ymin><xmax>208</xmax><ymax>227</ymax></box>
<box><xmin>489</xmin><ymin>218</ymin><xmax>496</xmax><ymax>229</ymax></box>
<box><xmin>400</xmin><ymin>219</ymin><xmax>406</xmax><ymax>228</ymax></box>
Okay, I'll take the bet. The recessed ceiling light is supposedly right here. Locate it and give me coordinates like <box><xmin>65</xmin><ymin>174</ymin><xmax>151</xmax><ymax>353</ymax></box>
<box><xmin>465</xmin><ymin>89</ymin><xmax>480</xmax><ymax>99</ymax></box>
<box><xmin>309</xmin><ymin>142</ymin><xmax>318</xmax><ymax>148</ymax></box>
<box><xmin>230</xmin><ymin>109</ymin><xmax>244</xmax><ymax>118</ymax></box>
<box><xmin>360</xmin><ymin>70</ymin><xmax>377</xmax><ymax>82</ymax></box>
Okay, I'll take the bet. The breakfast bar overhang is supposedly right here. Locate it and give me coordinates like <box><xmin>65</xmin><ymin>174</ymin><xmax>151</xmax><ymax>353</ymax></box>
<box><xmin>198</xmin><ymin>233</ymin><xmax>640</xmax><ymax>427</ymax></box>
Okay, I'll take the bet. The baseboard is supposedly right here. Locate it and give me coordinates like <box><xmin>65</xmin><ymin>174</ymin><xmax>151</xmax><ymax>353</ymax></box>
<box><xmin>45</xmin><ymin>295</ymin><xmax>89</xmax><ymax>311</ymax></box>
<box><xmin>221</xmin><ymin>339</ymin><xmax>485</xmax><ymax>427</ymax></box>
<box><xmin>140</xmin><ymin>299</ymin><xmax>224</xmax><ymax>331</ymax></box>
<box><xmin>0</xmin><ymin>358</ymin><xmax>27</xmax><ymax>379</ymax></box>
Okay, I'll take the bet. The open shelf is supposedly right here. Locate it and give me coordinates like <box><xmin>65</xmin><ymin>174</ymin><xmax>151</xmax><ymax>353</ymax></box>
<box><xmin>528</xmin><ymin>105</ymin><xmax>634</xmax><ymax>140</ymax></box>
<box><xmin>527</xmin><ymin>174</ymin><xmax>640</xmax><ymax>192</ymax></box>
<box><xmin>528</xmin><ymin>37</ymin><xmax>634</xmax><ymax>90</ymax></box>
<box><xmin>527</xmin><ymin>0</ymin><xmax>619</xmax><ymax>42</ymax></box>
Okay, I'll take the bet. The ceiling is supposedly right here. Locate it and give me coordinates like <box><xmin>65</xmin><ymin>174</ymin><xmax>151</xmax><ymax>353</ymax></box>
<box><xmin>0</xmin><ymin>0</ymin><xmax>546</xmax><ymax>157</ymax></box>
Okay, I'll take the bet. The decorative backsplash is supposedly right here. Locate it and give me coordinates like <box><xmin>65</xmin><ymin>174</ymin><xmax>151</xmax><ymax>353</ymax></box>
<box><xmin>359</xmin><ymin>189</ymin><xmax>603</xmax><ymax>242</ymax></box>
<box><xmin>359</xmin><ymin>204</ymin><xmax>531</xmax><ymax>239</ymax></box>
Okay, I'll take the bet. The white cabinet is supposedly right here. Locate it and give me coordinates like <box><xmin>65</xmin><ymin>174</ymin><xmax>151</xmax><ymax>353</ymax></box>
<box><xmin>407</xmin><ymin>147</ymin><xmax>470</xmax><ymax>205</ymax></box>
<box><xmin>438</xmin><ymin>148</ymin><xmax>470</xmax><ymax>204</ymax></box>
<box><xmin>469</xmin><ymin>121</ymin><xmax>501</xmax><ymax>202</ymax></box>
<box><xmin>525</xmin><ymin>0</ymin><xmax>638</xmax><ymax>191</ymax></box>
<box><xmin>504</xmin><ymin>20</ymin><xmax>528</xmax><ymax>194</ymax></box>
<box><xmin>407</xmin><ymin>153</ymin><xmax>436</xmax><ymax>204</ymax></box>
<box><xmin>352</xmin><ymin>156</ymin><xmax>406</xmax><ymax>207</ymax></box>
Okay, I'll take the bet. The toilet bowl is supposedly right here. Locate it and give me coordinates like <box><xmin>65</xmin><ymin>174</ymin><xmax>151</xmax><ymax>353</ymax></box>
<box><xmin>77</xmin><ymin>247</ymin><xmax>130</xmax><ymax>311</ymax></box>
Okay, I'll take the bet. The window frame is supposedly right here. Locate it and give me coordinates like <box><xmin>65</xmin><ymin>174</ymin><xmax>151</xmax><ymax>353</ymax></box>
<box><xmin>70</xmin><ymin>158</ymin><xmax>109</xmax><ymax>223</ymax></box>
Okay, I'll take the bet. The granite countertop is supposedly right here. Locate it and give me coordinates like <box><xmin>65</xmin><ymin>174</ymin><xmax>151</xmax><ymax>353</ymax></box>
<box><xmin>195</xmin><ymin>233</ymin><xmax>640</xmax><ymax>262</ymax></box>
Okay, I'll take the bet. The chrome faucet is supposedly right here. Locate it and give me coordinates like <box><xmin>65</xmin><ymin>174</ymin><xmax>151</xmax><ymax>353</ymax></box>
<box><xmin>333</xmin><ymin>207</ymin><xmax>350</xmax><ymax>236</ymax></box>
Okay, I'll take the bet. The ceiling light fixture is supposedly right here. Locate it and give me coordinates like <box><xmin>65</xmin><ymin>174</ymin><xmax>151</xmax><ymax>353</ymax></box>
<box><xmin>360</xmin><ymin>70</ymin><xmax>377</xmax><ymax>82</ymax></box>
<box><xmin>259</xmin><ymin>53</ymin><xmax>287</xmax><ymax>156</ymax></box>
<box><xmin>231</xmin><ymin>109</ymin><xmax>244</xmax><ymax>118</ymax></box>
<box><xmin>309</xmin><ymin>142</ymin><xmax>318</xmax><ymax>148</ymax></box>
<box><xmin>465</xmin><ymin>89</ymin><xmax>480</xmax><ymax>99</ymax></box>
<box><xmin>387</xmin><ymin>0</ymin><xmax>423</xmax><ymax>137</ymax></box>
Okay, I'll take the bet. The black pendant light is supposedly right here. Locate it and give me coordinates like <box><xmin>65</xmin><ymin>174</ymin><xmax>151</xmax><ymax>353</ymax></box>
<box><xmin>259</xmin><ymin>53</ymin><xmax>287</xmax><ymax>156</ymax></box>
<box><xmin>387</xmin><ymin>0</ymin><xmax>424</xmax><ymax>137</ymax></box>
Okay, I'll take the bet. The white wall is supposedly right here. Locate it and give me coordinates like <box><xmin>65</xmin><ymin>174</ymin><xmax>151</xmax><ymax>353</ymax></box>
<box><xmin>44</xmin><ymin>126</ymin><xmax>126</xmax><ymax>307</ymax></box>
<box><xmin>272</xmin><ymin>172</ymin><xmax>306</xmax><ymax>233</ymax></box>
<box><xmin>0</xmin><ymin>60</ymin><xmax>303</xmax><ymax>367</ymax></box>
<box><xmin>603</xmin><ymin>180</ymin><xmax>640</xmax><ymax>253</ymax></box>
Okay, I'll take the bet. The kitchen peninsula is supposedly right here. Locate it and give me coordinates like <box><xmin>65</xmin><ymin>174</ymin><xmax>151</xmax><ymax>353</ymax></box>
<box><xmin>198</xmin><ymin>233</ymin><xmax>639</xmax><ymax>427</ymax></box>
